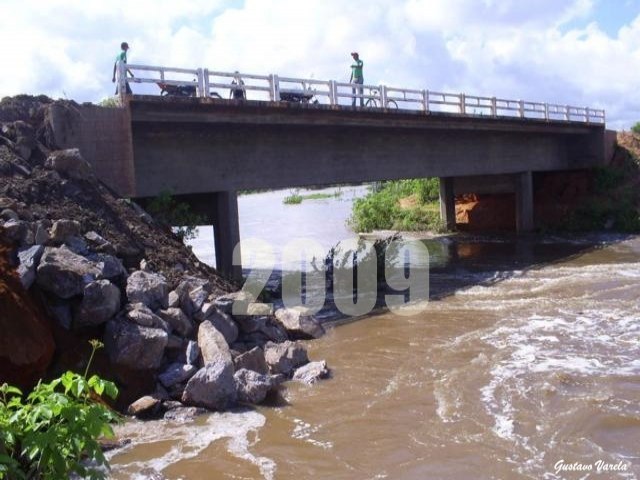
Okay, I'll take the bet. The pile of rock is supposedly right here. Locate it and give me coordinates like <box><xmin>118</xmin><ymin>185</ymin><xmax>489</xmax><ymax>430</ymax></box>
<box><xmin>0</xmin><ymin>102</ymin><xmax>331</xmax><ymax>417</ymax></box>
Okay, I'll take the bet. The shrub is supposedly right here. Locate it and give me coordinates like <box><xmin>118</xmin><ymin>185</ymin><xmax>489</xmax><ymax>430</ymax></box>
<box><xmin>0</xmin><ymin>341</ymin><xmax>119</xmax><ymax>480</ymax></box>
<box><xmin>631</xmin><ymin>121</ymin><xmax>640</xmax><ymax>135</ymax></box>
<box><xmin>147</xmin><ymin>191</ymin><xmax>205</xmax><ymax>242</ymax></box>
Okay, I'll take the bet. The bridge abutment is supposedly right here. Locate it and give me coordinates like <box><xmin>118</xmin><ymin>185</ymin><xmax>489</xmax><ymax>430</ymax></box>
<box><xmin>439</xmin><ymin>177</ymin><xmax>456</xmax><ymax>230</ymax></box>
<box><xmin>212</xmin><ymin>191</ymin><xmax>242</xmax><ymax>282</ymax></box>
<box><xmin>515</xmin><ymin>171</ymin><xmax>534</xmax><ymax>233</ymax></box>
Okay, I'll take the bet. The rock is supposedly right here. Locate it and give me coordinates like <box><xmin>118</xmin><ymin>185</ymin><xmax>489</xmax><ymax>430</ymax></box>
<box><xmin>34</xmin><ymin>220</ymin><xmax>50</xmax><ymax>245</ymax></box>
<box><xmin>274</xmin><ymin>307</ymin><xmax>325</xmax><ymax>340</ymax></box>
<box><xmin>125</xmin><ymin>303</ymin><xmax>170</xmax><ymax>331</ymax></box>
<box><xmin>167</xmin><ymin>290</ymin><xmax>180</xmax><ymax>308</ymax></box>
<box><xmin>184</xmin><ymin>340</ymin><xmax>200</xmax><ymax>366</ymax></box>
<box><xmin>2</xmin><ymin>219</ymin><xmax>28</xmax><ymax>245</ymax></box>
<box><xmin>64</xmin><ymin>236</ymin><xmax>89</xmax><ymax>255</ymax></box>
<box><xmin>233</xmin><ymin>346</ymin><xmax>268</xmax><ymax>375</ymax></box>
<box><xmin>127</xmin><ymin>395</ymin><xmax>161</xmax><ymax>418</ymax></box>
<box><xmin>175</xmin><ymin>277</ymin><xmax>211</xmax><ymax>316</ymax></box>
<box><xmin>163</xmin><ymin>406</ymin><xmax>208</xmax><ymax>423</ymax></box>
<box><xmin>158</xmin><ymin>362</ymin><xmax>198</xmax><ymax>388</ymax></box>
<box><xmin>84</xmin><ymin>231</ymin><xmax>116</xmax><ymax>255</ymax></box>
<box><xmin>197</xmin><ymin>320</ymin><xmax>232</xmax><ymax>364</ymax></box>
<box><xmin>104</xmin><ymin>319</ymin><xmax>168</xmax><ymax>370</ymax></box>
<box><xmin>45</xmin><ymin>148</ymin><xmax>93</xmax><ymax>180</ymax></box>
<box><xmin>48</xmin><ymin>302</ymin><xmax>72</xmax><ymax>330</ymax></box>
<box><xmin>205</xmin><ymin>310</ymin><xmax>238</xmax><ymax>344</ymax></box>
<box><xmin>264</xmin><ymin>341</ymin><xmax>309</xmax><ymax>376</ymax></box>
<box><xmin>36</xmin><ymin>246</ymin><xmax>101</xmax><ymax>298</ymax></box>
<box><xmin>213</xmin><ymin>290</ymin><xmax>253</xmax><ymax>314</ymax></box>
<box><xmin>194</xmin><ymin>301</ymin><xmax>216</xmax><ymax>321</ymax></box>
<box><xmin>92</xmin><ymin>253</ymin><xmax>126</xmax><ymax>280</ymax></box>
<box><xmin>235</xmin><ymin>315</ymin><xmax>286</xmax><ymax>341</ymax></box>
<box><xmin>158</xmin><ymin>307</ymin><xmax>194</xmax><ymax>337</ymax></box>
<box><xmin>293</xmin><ymin>361</ymin><xmax>330</xmax><ymax>385</ymax></box>
<box><xmin>166</xmin><ymin>334</ymin><xmax>184</xmax><ymax>351</ymax></box>
<box><xmin>181</xmin><ymin>357</ymin><xmax>236</xmax><ymax>411</ymax></box>
<box><xmin>74</xmin><ymin>279</ymin><xmax>121</xmax><ymax>327</ymax></box>
<box><xmin>126</xmin><ymin>270</ymin><xmax>169</xmax><ymax>310</ymax></box>
<box><xmin>234</xmin><ymin>369</ymin><xmax>278</xmax><ymax>404</ymax></box>
<box><xmin>17</xmin><ymin>244</ymin><xmax>43</xmax><ymax>289</ymax></box>
<box><xmin>49</xmin><ymin>219</ymin><xmax>81</xmax><ymax>244</ymax></box>
<box><xmin>0</xmin><ymin>209</ymin><xmax>19</xmax><ymax>221</ymax></box>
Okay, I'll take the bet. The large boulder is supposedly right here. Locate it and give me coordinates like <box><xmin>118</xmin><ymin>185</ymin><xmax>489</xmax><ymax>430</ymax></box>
<box><xmin>204</xmin><ymin>310</ymin><xmax>238</xmax><ymax>345</ymax></box>
<box><xmin>44</xmin><ymin>148</ymin><xmax>93</xmax><ymax>180</ymax></box>
<box><xmin>274</xmin><ymin>307</ymin><xmax>325</xmax><ymax>340</ymax></box>
<box><xmin>127</xmin><ymin>395</ymin><xmax>162</xmax><ymax>418</ymax></box>
<box><xmin>104</xmin><ymin>319</ymin><xmax>168</xmax><ymax>370</ymax></box>
<box><xmin>158</xmin><ymin>307</ymin><xmax>194</xmax><ymax>338</ymax></box>
<box><xmin>234</xmin><ymin>368</ymin><xmax>279</xmax><ymax>405</ymax></box>
<box><xmin>264</xmin><ymin>341</ymin><xmax>309</xmax><ymax>376</ymax></box>
<box><xmin>126</xmin><ymin>270</ymin><xmax>169</xmax><ymax>310</ymax></box>
<box><xmin>197</xmin><ymin>320</ymin><xmax>232</xmax><ymax>364</ymax></box>
<box><xmin>125</xmin><ymin>303</ymin><xmax>170</xmax><ymax>331</ymax></box>
<box><xmin>158</xmin><ymin>362</ymin><xmax>198</xmax><ymax>389</ymax></box>
<box><xmin>181</xmin><ymin>355</ymin><xmax>236</xmax><ymax>411</ymax></box>
<box><xmin>74</xmin><ymin>279</ymin><xmax>121</xmax><ymax>327</ymax></box>
<box><xmin>174</xmin><ymin>277</ymin><xmax>211</xmax><ymax>317</ymax></box>
<box><xmin>233</xmin><ymin>346</ymin><xmax>268</xmax><ymax>375</ymax></box>
<box><xmin>293</xmin><ymin>361</ymin><xmax>330</xmax><ymax>385</ymax></box>
<box><xmin>49</xmin><ymin>219</ymin><xmax>81</xmax><ymax>244</ymax></box>
<box><xmin>235</xmin><ymin>315</ymin><xmax>288</xmax><ymax>343</ymax></box>
<box><xmin>17</xmin><ymin>244</ymin><xmax>43</xmax><ymax>289</ymax></box>
<box><xmin>36</xmin><ymin>246</ymin><xmax>101</xmax><ymax>298</ymax></box>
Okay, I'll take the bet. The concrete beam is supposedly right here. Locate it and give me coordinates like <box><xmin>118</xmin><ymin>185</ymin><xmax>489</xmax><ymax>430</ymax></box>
<box><xmin>439</xmin><ymin>177</ymin><xmax>456</xmax><ymax>230</ymax></box>
<box><xmin>515</xmin><ymin>171</ymin><xmax>534</xmax><ymax>233</ymax></box>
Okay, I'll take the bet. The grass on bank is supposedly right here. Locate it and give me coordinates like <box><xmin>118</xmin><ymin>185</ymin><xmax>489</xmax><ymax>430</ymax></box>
<box><xmin>283</xmin><ymin>190</ymin><xmax>342</xmax><ymax>205</ymax></box>
<box><xmin>349</xmin><ymin>178</ymin><xmax>446</xmax><ymax>233</ymax></box>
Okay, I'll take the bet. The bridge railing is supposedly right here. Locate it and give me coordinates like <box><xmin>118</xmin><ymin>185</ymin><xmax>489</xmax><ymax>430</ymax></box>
<box><xmin>118</xmin><ymin>62</ymin><xmax>605</xmax><ymax>124</ymax></box>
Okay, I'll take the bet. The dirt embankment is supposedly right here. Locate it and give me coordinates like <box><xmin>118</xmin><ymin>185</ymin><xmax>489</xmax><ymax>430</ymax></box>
<box><xmin>455</xmin><ymin>131</ymin><xmax>640</xmax><ymax>232</ymax></box>
<box><xmin>0</xmin><ymin>95</ymin><xmax>234</xmax><ymax>390</ymax></box>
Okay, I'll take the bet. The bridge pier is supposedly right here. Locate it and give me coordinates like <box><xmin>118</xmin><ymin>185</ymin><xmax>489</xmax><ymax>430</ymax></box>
<box><xmin>213</xmin><ymin>191</ymin><xmax>242</xmax><ymax>282</ymax></box>
<box><xmin>439</xmin><ymin>177</ymin><xmax>456</xmax><ymax>230</ymax></box>
<box><xmin>515</xmin><ymin>171</ymin><xmax>534</xmax><ymax>233</ymax></box>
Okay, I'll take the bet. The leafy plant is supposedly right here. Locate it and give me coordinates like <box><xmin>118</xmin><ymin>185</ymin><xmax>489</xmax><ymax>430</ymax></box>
<box><xmin>0</xmin><ymin>340</ymin><xmax>120</xmax><ymax>480</ymax></box>
<box><xmin>631</xmin><ymin>121</ymin><xmax>640</xmax><ymax>135</ymax></box>
<box><xmin>147</xmin><ymin>190</ymin><xmax>205</xmax><ymax>242</ymax></box>
<box><xmin>283</xmin><ymin>190</ymin><xmax>303</xmax><ymax>205</ymax></box>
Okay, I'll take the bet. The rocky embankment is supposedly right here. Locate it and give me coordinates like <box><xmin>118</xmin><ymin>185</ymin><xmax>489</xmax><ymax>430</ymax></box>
<box><xmin>0</xmin><ymin>95</ymin><xmax>330</xmax><ymax>417</ymax></box>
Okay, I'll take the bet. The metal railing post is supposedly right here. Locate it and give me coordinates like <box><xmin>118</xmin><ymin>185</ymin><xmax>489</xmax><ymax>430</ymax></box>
<box><xmin>272</xmin><ymin>74</ymin><xmax>280</xmax><ymax>101</ymax></box>
<box><xmin>544</xmin><ymin>103</ymin><xmax>549</xmax><ymax>121</ymax></box>
<box><xmin>196</xmin><ymin>68</ymin><xmax>205</xmax><ymax>97</ymax></box>
<box><xmin>380</xmin><ymin>85</ymin><xmax>387</xmax><ymax>108</ymax></box>
<box><xmin>460</xmin><ymin>93</ymin><xmax>466</xmax><ymax>115</ymax></box>
<box><xmin>565</xmin><ymin>105</ymin><xmax>570</xmax><ymax>121</ymax></box>
<box><xmin>422</xmin><ymin>89</ymin><xmax>429</xmax><ymax>113</ymax></box>
<box><xmin>491</xmin><ymin>97</ymin><xmax>497</xmax><ymax>117</ymax></box>
<box><xmin>329</xmin><ymin>80</ymin><xmax>336</xmax><ymax>105</ymax></box>
<box><xmin>518</xmin><ymin>100</ymin><xmax>525</xmax><ymax>118</ymax></box>
<box><xmin>585</xmin><ymin>107</ymin><xmax>590</xmax><ymax>124</ymax></box>
<box><xmin>203</xmin><ymin>69</ymin><xmax>210</xmax><ymax>98</ymax></box>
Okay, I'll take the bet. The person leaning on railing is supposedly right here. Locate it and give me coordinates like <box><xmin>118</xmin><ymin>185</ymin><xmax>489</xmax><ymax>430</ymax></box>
<box><xmin>230</xmin><ymin>71</ymin><xmax>246</xmax><ymax>100</ymax></box>
<box><xmin>112</xmin><ymin>41</ymin><xmax>135</xmax><ymax>95</ymax></box>
<box><xmin>350</xmin><ymin>51</ymin><xmax>364</xmax><ymax>107</ymax></box>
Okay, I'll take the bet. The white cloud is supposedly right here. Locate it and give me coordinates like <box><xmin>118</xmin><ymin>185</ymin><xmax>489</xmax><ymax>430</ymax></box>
<box><xmin>0</xmin><ymin>0</ymin><xmax>639</xmax><ymax>129</ymax></box>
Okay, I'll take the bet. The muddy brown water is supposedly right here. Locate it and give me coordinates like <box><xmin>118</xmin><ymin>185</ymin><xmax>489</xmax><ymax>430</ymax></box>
<box><xmin>108</xmin><ymin>226</ymin><xmax>640</xmax><ymax>479</ymax></box>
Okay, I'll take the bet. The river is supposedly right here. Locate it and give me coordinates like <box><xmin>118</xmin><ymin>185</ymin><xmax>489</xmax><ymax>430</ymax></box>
<box><xmin>107</xmin><ymin>186</ymin><xmax>640</xmax><ymax>479</ymax></box>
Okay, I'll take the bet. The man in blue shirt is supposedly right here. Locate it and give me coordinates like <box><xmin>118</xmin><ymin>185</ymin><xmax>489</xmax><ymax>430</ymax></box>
<box><xmin>112</xmin><ymin>42</ymin><xmax>134</xmax><ymax>95</ymax></box>
<box><xmin>350</xmin><ymin>52</ymin><xmax>364</xmax><ymax>107</ymax></box>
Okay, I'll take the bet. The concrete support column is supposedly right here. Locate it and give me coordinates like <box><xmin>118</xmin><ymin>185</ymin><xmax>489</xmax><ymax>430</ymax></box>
<box><xmin>439</xmin><ymin>177</ymin><xmax>456</xmax><ymax>230</ymax></box>
<box><xmin>515</xmin><ymin>171</ymin><xmax>534</xmax><ymax>233</ymax></box>
<box><xmin>214</xmin><ymin>191</ymin><xmax>242</xmax><ymax>282</ymax></box>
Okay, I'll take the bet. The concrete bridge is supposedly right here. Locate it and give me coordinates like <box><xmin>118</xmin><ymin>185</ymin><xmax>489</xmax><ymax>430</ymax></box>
<box><xmin>49</xmin><ymin>67</ymin><xmax>611</xmax><ymax>280</ymax></box>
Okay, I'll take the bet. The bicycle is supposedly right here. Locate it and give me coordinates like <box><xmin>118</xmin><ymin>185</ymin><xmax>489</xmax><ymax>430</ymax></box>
<box><xmin>364</xmin><ymin>89</ymin><xmax>398</xmax><ymax>109</ymax></box>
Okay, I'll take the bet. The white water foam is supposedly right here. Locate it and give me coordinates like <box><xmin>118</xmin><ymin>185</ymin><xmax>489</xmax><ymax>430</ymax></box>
<box><xmin>108</xmin><ymin>410</ymin><xmax>276</xmax><ymax>480</ymax></box>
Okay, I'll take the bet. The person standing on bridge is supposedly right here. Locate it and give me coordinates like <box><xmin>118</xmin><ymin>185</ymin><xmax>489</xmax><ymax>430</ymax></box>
<box><xmin>350</xmin><ymin>52</ymin><xmax>364</xmax><ymax>107</ymax></box>
<box><xmin>112</xmin><ymin>42</ymin><xmax>134</xmax><ymax>95</ymax></box>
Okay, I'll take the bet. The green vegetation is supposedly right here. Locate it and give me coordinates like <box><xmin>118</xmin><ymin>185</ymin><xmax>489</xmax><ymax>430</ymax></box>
<box><xmin>147</xmin><ymin>190</ymin><xmax>206</xmax><ymax>241</ymax></box>
<box><xmin>0</xmin><ymin>340</ymin><xmax>119</xmax><ymax>480</ymax></box>
<box><xmin>283</xmin><ymin>189</ymin><xmax>342</xmax><ymax>205</ymax></box>
<box><xmin>563</xmin><ymin>164</ymin><xmax>640</xmax><ymax>232</ymax></box>
<box><xmin>349</xmin><ymin>178</ymin><xmax>446</xmax><ymax>232</ymax></box>
<box><xmin>631</xmin><ymin>122</ymin><xmax>640</xmax><ymax>135</ymax></box>
<box><xmin>98</xmin><ymin>97</ymin><xmax>119</xmax><ymax>108</ymax></box>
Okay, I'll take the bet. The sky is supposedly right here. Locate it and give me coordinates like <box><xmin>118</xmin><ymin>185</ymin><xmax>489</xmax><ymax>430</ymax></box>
<box><xmin>1</xmin><ymin>0</ymin><xmax>639</xmax><ymax>130</ymax></box>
